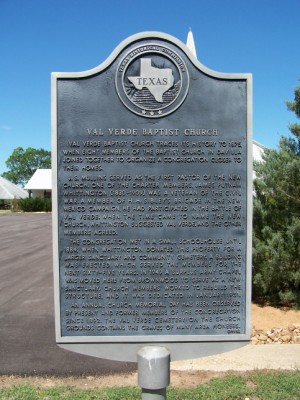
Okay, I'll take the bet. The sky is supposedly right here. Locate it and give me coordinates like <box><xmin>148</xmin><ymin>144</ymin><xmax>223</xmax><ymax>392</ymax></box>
<box><xmin>1</xmin><ymin>0</ymin><xmax>299</xmax><ymax>175</ymax></box>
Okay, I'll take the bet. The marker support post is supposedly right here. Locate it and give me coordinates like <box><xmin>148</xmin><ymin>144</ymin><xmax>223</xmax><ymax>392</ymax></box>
<box><xmin>137</xmin><ymin>346</ymin><xmax>170</xmax><ymax>400</ymax></box>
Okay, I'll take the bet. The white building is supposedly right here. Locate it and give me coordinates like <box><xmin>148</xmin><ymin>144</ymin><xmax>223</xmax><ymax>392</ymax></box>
<box><xmin>252</xmin><ymin>140</ymin><xmax>265</xmax><ymax>163</ymax></box>
<box><xmin>24</xmin><ymin>169</ymin><xmax>52</xmax><ymax>198</ymax></box>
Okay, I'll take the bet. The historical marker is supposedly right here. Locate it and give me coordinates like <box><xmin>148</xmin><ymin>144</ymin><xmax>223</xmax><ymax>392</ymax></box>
<box><xmin>52</xmin><ymin>32</ymin><xmax>252</xmax><ymax>361</ymax></box>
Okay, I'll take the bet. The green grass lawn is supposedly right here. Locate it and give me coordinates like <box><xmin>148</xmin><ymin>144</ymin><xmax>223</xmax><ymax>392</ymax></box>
<box><xmin>0</xmin><ymin>371</ymin><xmax>299</xmax><ymax>400</ymax></box>
<box><xmin>0</xmin><ymin>209</ymin><xmax>12</xmax><ymax>214</ymax></box>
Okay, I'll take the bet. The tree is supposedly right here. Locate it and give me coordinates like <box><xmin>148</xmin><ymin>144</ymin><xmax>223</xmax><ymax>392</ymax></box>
<box><xmin>253</xmin><ymin>82</ymin><xmax>300</xmax><ymax>306</ymax></box>
<box><xmin>2</xmin><ymin>147</ymin><xmax>51</xmax><ymax>187</ymax></box>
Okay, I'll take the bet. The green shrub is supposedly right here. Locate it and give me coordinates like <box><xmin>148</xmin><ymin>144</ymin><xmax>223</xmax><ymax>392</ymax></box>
<box><xmin>11</xmin><ymin>198</ymin><xmax>22</xmax><ymax>211</ymax></box>
<box><xmin>0</xmin><ymin>199</ymin><xmax>11</xmax><ymax>210</ymax></box>
<box><xmin>252</xmin><ymin>83</ymin><xmax>300</xmax><ymax>307</ymax></box>
<box><xmin>18</xmin><ymin>197</ymin><xmax>52</xmax><ymax>212</ymax></box>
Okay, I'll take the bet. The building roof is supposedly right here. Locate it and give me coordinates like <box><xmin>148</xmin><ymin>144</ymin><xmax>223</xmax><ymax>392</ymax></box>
<box><xmin>25</xmin><ymin>169</ymin><xmax>52</xmax><ymax>190</ymax></box>
<box><xmin>253</xmin><ymin>140</ymin><xmax>265</xmax><ymax>162</ymax></box>
<box><xmin>0</xmin><ymin>176</ymin><xmax>28</xmax><ymax>199</ymax></box>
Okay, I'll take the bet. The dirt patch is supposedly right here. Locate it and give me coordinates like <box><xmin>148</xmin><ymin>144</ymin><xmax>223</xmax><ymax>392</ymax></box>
<box><xmin>0</xmin><ymin>304</ymin><xmax>299</xmax><ymax>388</ymax></box>
<box><xmin>251</xmin><ymin>303</ymin><xmax>300</xmax><ymax>331</ymax></box>
<box><xmin>0</xmin><ymin>370</ymin><xmax>244</xmax><ymax>389</ymax></box>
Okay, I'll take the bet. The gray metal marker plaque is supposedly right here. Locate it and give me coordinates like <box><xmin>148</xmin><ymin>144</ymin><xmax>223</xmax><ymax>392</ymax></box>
<box><xmin>52</xmin><ymin>32</ymin><xmax>252</xmax><ymax>361</ymax></box>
